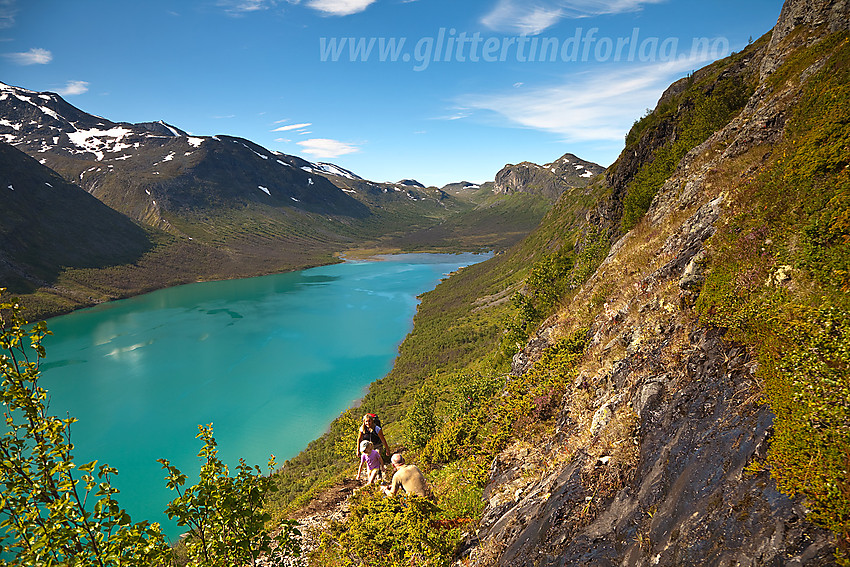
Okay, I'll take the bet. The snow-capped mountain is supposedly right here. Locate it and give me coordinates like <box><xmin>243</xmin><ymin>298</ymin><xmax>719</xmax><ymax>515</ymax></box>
<box><xmin>0</xmin><ymin>81</ymin><xmax>465</xmax><ymax>228</ymax></box>
<box><xmin>0</xmin><ymin>81</ymin><xmax>373</xmax><ymax>224</ymax></box>
<box><xmin>0</xmin><ymin>81</ymin><xmax>187</xmax><ymax>160</ymax></box>
<box><xmin>494</xmin><ymin>153</ymin><xmax>604</xmax><ymax>201</ymax></box>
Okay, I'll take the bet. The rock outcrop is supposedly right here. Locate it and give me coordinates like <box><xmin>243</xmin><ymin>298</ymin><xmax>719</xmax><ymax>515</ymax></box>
<box><xmin>494</xmin><ymin>154</ymin><xmax>604</xmax><ymax>201</ymax></box>
<box><xmin>464</xmin><ymin>1</ymin><xmax>846</xmax><ymax>565</ymax></box>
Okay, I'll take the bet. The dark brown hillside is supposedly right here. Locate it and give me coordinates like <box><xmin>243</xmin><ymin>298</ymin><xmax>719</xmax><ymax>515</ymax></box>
<box><xmin>0</xmin><ymin>142</ymin><xmax>153</xmax><ymax>293</ymax></box>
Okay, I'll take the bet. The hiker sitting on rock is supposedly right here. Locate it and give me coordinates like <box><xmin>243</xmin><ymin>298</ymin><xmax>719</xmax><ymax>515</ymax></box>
<box><xmin>382</xmin><ymin>453</ymin><xmax>432</xmax><ymax>499</ymax></box>
<box><xmin>356</xmin><ymin>440</ymin><xmax>383</xmax><ymax>486</ymax></box>
<box><xmin>356</xmin><ymin>413</ymin><xmax>389</xmax><ymax>461</ymax></box>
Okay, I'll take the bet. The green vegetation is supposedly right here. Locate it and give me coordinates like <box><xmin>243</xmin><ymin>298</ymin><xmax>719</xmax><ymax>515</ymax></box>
<box><xmin>0</xmin><ymin>290</ymin><xmax>300</xmax><ymax>566</ymax></box>
<box><xmin>502</xmin><ymin>225</ymin><xmax>609</xmax><ymax>356</ymax></box>
<box><xmin>303</xmin><ymin>329</ymin><xmax>589</xmax><ymax>567</ymax></box>
<box><xmin>620</xmin><ymin>41</ymin><xmax>762</xmax><ymax>230</ymax></box>
<box><xmin>0</xmin><ymin>292</ymin><xmax>171</xmax><ymax>566</ymax></box>
<box><xmin>696</xmin><ymin>33</ymin><xmax>850</xmax><ymax>560</ymax></box>
<box><xmin>312</xmin><ymin>492</ymin><xmax>460</xmax><ymax>567</ymax></box>
<box><xmin>159</xmin><ymin>424</ymin><xmax>300</xmax><ymax>567</ymax></box>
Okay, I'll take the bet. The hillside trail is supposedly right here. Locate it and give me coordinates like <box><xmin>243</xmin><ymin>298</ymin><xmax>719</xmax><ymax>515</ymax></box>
<box><xmin>279</xmin><ymin>476</ymin><xmax>360</xmax><ymax>564</ymax></box>
<box><xmin>290</xmin><ymin>477</ymin><xmax>360</xmax><ymax>523</ymax></box>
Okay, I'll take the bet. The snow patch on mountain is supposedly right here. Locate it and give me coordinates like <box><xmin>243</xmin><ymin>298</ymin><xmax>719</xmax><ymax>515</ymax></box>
<box><xmin>67</xmin><ymin>126</ymin><xmax>133</xmax><ymax>161</ymax></box>
<box><xmin>313</xmin><ymin>162</ymin><xmax>361</xmax><ymax>180</ymax></box>
<box><xmin>158</xmin><ymin>121</ymin><xmax>182</xmax><ymax>137</ymax></box>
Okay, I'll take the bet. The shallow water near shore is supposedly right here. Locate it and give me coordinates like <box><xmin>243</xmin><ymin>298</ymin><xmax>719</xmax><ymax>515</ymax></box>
<box><xmin>38</xmin><ymin>252</ymin><xmax>489</xmax><ymax>541</ymax></box>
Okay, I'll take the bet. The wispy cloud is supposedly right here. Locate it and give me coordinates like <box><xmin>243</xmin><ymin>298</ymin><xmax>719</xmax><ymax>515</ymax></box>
<box><xmin>4</xmin><ymin>47</ymin><xmax>52</xmax><ymax>65</ymax></box>
<box><xmin>456</xmin><ymin>56</ymin><xmax>698</xmax><ymax>144</ymax></box>
<box><xmin>0</xmin><ymin>0</ymin><xmax>17</xmax><ymax>29</ymax></box>
<box><xmin>215</xmin><ymin>0</ymin><xmax>375</xmax><ymax>17</ymax></box>
<box><xmin>216</xmin><ymin>0</ymin><xmax>277</xmax><ymax>15</ymax></box>
<box><xmin>306</xmin><ymin>0</ymin><xmax>377</xmax><ymax>16</ymax></box>
<box><xmin>297</xmin><ymin>138</ymin><xmax>359</xmax><ymax>158</ymax></box>
<box><xmin>272</xmin><ymin>122</ymin><xmax>312</xmax><ymax>132</ymax></box>
<box><xmin>482</xmin><ymin>0</ymin><xmax>666</xmax><ymax>34</ymax></box>
<box><xmin>57</xmin><ymin>80</ymin><xmax>89</xmax><ymax>96</ymax></box>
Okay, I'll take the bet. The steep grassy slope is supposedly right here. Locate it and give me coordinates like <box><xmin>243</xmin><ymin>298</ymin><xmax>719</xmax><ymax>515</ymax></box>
<box><xmin>280</xmin><ymin>5</ymin><xmax>849</xmax><ymax>565</ymax></box>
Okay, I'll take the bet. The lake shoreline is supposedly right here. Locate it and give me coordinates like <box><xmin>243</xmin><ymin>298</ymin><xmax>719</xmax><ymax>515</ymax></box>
<box><xmin>37</xmin><ymin>252</ymin><xmax>492</xmax><ymax>540</ymax></box>
<box><xmin>22</xmin><ymin>245</ymin><xmax>489</xmax><ymax>324</ymax></box>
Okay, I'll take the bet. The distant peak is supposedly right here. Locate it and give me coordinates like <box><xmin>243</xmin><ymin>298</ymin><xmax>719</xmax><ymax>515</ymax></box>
<box><xmin>134</xmin><ymin>121</ymin><xmax>188</xmax><ymax>137</ymax></box>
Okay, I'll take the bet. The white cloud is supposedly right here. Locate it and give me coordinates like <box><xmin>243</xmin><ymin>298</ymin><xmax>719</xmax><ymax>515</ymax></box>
<box><xmin>457</xmin><ymin>56</ymin><xmax>699</xmax><ymax>144</ymax></box>
<box><xmin>297</xmin><ymin>138</ymin><xmax>359</xmax><ymax>158</ymax></box>
<box><xmin>482</xmin><ymin>0</ymin><xmax>667</xmax><ymax>34</ymax></box>
<box><xmin>306</xmin><ymin>0</ymin><xmax>376</xmax><ymax>16</ymax></box>
<box><xmin>272</xmin><ymin>122</ymin><xmax>312</xmax><ymax>132</ymax></box>
<box><xmin>4</xmin><ymin>47</ymin><xmax>52</xmax><ymax>65</ymax></box>
<box><xmin>56</xmin><ymin>80</ymin><xmax>89</xmax><ymax>96</ymax></box>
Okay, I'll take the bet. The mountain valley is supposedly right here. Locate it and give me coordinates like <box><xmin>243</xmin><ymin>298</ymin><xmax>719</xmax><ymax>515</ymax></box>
<box><xmin>0</xmin><ymin>81</ymin><xmax>600</xmax><ymax>319</ymax></box>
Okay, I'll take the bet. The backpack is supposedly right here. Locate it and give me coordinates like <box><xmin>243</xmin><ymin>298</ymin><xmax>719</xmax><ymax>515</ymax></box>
<box><xmin>367</xmin><ymin>413</ymin><xmax>382</xmax><ymax>428</ymax></box>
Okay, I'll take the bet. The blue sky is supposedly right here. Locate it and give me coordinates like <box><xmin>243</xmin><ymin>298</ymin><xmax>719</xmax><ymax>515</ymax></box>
<box><xmin>2</xmin><ymin>0</ymin><xmax>780</xmax><ymax>187</ymax></box>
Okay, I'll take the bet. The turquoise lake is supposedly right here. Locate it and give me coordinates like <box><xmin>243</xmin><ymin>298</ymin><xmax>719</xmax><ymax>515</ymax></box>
<box><xmin>38</xmin><ymin>252</ymin><xmax>489</xmax><ymax>541</ymax></box>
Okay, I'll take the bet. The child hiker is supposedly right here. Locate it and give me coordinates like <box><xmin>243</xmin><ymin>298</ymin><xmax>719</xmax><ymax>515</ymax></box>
<box><xmin>356</xmin><ymin>440</ymin><xmax>383</xmax><ymax>486</ymax></box>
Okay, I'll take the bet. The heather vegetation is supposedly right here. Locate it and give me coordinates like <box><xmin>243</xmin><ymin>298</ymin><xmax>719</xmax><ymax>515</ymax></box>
<box><xmin>697</xmin><ymin>32</ymin><xmax>850</xmax><ymax>553</ymax></box>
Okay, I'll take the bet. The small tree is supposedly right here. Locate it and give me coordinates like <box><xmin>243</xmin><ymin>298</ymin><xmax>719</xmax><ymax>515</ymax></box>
<box><xmin>330</xmin><ymin>407</ymin><xmax>361</xmax><ymax>460</ymax></box>
<box><xmin>159</xmin><ymin>424</ymin><xmax>300</xmax><ymax>567</ymax></box>
<box><xmin>0</xmin><ymin>290</ymin><xmax>172</xmax><ymax>566</ymax></box>
<box><xmin>404</xmin><ymin>382</ymin><xmax>438</xmax><ymax>450</ymax></box>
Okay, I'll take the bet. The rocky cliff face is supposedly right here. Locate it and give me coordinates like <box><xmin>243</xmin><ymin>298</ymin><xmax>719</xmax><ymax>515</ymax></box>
<box><xmin>762</xmin><ymin>0</ymin><xmax>850</xmax><ymax>77</ymax></box>
<box><xmin>463</xmin><ymin>1</ymin><xmax>848</xmax><ymax>565</ymax></box>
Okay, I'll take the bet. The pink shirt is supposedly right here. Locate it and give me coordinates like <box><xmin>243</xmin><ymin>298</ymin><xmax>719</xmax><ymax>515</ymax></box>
<box><xmin>361</xmin><ymin>449</ymin><xmax>382</xmax><ymax>471</ymax></box>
